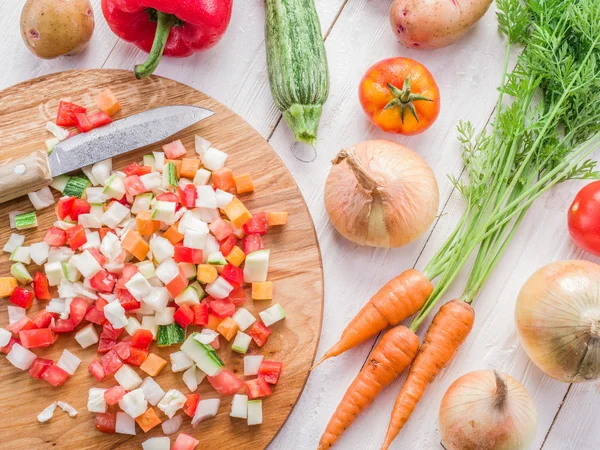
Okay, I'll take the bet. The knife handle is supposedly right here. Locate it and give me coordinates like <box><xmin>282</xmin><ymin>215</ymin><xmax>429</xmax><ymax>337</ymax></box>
<box><xmin>0</xmin><ymin>150</ymin><xmax>52</xmax><ymax>204</ymax></box>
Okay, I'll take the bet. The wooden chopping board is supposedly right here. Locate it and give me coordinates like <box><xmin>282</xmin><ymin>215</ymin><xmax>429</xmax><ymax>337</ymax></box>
<box><xmin>0</xmin><ymin>69</ymin><xmax>323</xmax><ymax>449</ymax></box>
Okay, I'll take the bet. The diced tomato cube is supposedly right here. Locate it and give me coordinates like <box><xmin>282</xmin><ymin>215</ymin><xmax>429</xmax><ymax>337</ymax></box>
<box><xmin>191</xmin><ymin>303</ymin><xmax>208</xmax><ymax>326</ymax></box>
<box><xmin>212</xmin><ymin>167</ymin><xmax>236</xmax><ymax>192</ymax></box>
<box><xmin>70</xmin><ymin>198</ymin><xmax>91</xmax><ymax>220</ymax></box>
<box><xmin>19</xmin><ymin>328</ymin><xmax>56</xmax><ymax>349</ymax></box>
<box><xmin>249</xmin><ymin>321</ymin><xmax>271</xmax><ymax>347</ymax></box>
<box><xmin>70</xmin><ymin>297</ymin><xmax>89</xmax><ymax>326</ymax></box>
<box><xmin>156</xmin><ymin>192</ymin><xmax>180</xmax><ymax>204</ymax></box>
<box><xmin>221</xmin><ymin>264</ymin><xmax>243</xmax><ymax>286</ymax></box>
<box><xmin>102</xmin><ymin>350</ymin><xmax>123</xmax><ymax>375</ymax></box>
<box><xmin>173</xmin><ymin>243</ymin><xmax>203</xmax><ymax>265</ymax></box>
<box><xmin>258</xmin><ymin>360</ymin><xmax>283</xmax><ymax>385</ymax></box>
<box><xmin>115</xmin><ymin>264</ymin><xmax>138</xmax><ymax>290</ymax></box>
<box><xmin>242</xmin><ymin>233</ymin><xmax>264</xmax><ymax>255</ymax></box>
<box><xmin>56</xmin><ymin>101</ymin><xmax>86</xmax><ymax>127</ymax></box>
<box><xmin>219</xmin><ymin>234</ymin><xmax>237</xmax><ymax>256</ymax></box>
<box><xmin>116</xmin><ymin>288</ymin><xmax>141</xmax><ymax>311</ymax></box>
<box><xmin>172</xmin><ymin>433</ymin><xmax>200</xmax><ymax>450</ymax></box>
<box><xmin>32</xmin><ymin>310</ymin><xmax>55</xmax><ymax>329</ymax></box>
<box><xmin>29</xmin><ymin>357</ymin><xmax>53</xmax><ymax>379</ymax></box>
<box><xmin>9</xmin><ymin>287</ymin><xmax>34</xmax><ymax>309</ymax></box>
<box><xmin>174</xmin><ymin>305</ymin><xmax>194</xmax><ymax>328</ymax></box>
<box><xmin>97</xmin><ymin>338</ymin><xmax>116</xmax><ymax>353</ymax></box>
<box><xmin>95</xmin><ymin>412</ymin><xmax>116</xmax><ymax>434</ymax></box>
<box><xmin>181</xmin><ymin>184</ymin><xmax>198</xmax><ymax>208</ymax></box>
<box><xmin>245</xmin><ymin>377</ymin><xmax>272</xmax><ymax>399</ymax></box>
<box><xmin>228</xmin><ymin>286</ymin><xmax>247</xmax><ymax>307</ymax></box>
<box><xmin>74</xmin><ymin>112</ymin><xmax>94</xmax><ymax>132</ymax></box>
<box><xmin>166</xmin><ymin>270</ymin><xmax>188</xmax><ymax>298</ymax></box>
<box><xmin>7</xmin><ymin>316</ymin><xmax>37</xmax><ymax>334</ymax></box>
<box><xmin>209</xmin><ymin>218</ymin><xmax>234</xmax><ymax>241</ymax></box>
<box><xmin>51</xmin><ymin>318</ymin><xmax>75</xmax><ymax>333</ymax></box>
<box><xmin>126</xmin><ymin>347</ymin><xmax>149</xmax><ymax>366</ymax></box>
<box><xmin>33</xmin><ymin>272</ymin><xmax>52</xmax><ymax>300</ymax></box>
<box><xmin>89</xmin><ymin>359</ymin><xmax>105</xmax><ymax>381</ymax></box>
<box><xmin>163</xmin><ymin>139</ymin><xmax>187</xmax><ymax>159</ymax></box>
<box><xmin>243</xmin><ymin>212</ymin><xmax>268</xmax><ymax>235</ymax></box>
<box><xmin>124</xmin><ymin>175</ymin><xmax>147</xmax><ymax>196</ymax></box>
<box><xmin>0</xmin><ymin>337</ymin><xmax>20</xmax><ymax>354</ymax></box>
<box><xmin>56</xmin><ymin>197</ymin><xmax>76</xmax><ymax>221</ymax></box>
<box><xmin>207</xmin><ymin>369</ymin><xmax>244</xmax><ymax>395</ymax></box>
<box><xmin>122</xmin><ymin>162</ymin><xmax>141</xmax><ymax>176</ymax></box>
<box><xmin>88</xmin><ymin>111</ymin><xmax>113</xmax><ymax>128</ymax></box>
<box><xmin>104</xmin><ymin>385</ymin><xmax>127</xmax><ymax>406</ymax></box>
<box><xmin>89</xmin><ymin>269</ymin><xmax>117</xmax><ymax>293</ymax></box>
<box><xmin>87</xmin><ymin>248</ymin><xmax>107</xmax><ymax>266</ymax></box>
<box><xmin>209</xmin><ymin>298</ymin><xmax>235</xmax><ymax>318</ymax></box>
<box><xmin>42</xmin><ymin>364</ymin><xmax>71</xmax><ymax>387</ymax></box>
<box><xmin>114</xmin><ymin>341</ymin><xmax>131</xmax><ymax>360</ymax></box>
<box><xmin>44</xmin><ymin>227</ymin><xmax>67</xmax><ymax>247</ymax></box>
<box><xmin>183</xmin><ymin>393</ymin><xmax>199</xmax><ymax>418</ymax></box>
<box><xmin>66</xmin><ymin>224</ymin><xmax>87</xmax><ymax>250</ymax></box>
<box><xmin>100</xmin><ymin>323</ymin><xmax>123</xmax><ymax>341</ymax></box>
<box><xmin>131</xmin><ymin>329</ymin><xmax>153</xmax><ymax>350</ymax></box>
<box><xmin>84</xmin><ymin>305</ymin><xmax>106</xmax><ymax>325</ymax></box>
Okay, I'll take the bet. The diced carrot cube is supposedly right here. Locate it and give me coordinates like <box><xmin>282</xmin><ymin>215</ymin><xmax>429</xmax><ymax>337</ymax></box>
<box><xmin>135</xmin><ymin>407</ymin><xmax>162</xmax><ymax>432</ymax></box>
<box><xmin>225</xmin><ymin>246</ymin><xmax>245</xmax><ymax>267</ymax></box>
<box><xmin>212</xmin><ymin>168</ymin><xmax>236</xmax><ymax>192</ymax></box>
<box><xmin>206</xmin><ymin>313</ymin><xmax>224</xmax><ymax>331</ymax></box>
<box><xmin>165</xmin><ymin>159</ymin><xmax>182</xmax><ymax>177</ymax></box>
<box><xmin>163</xmin><ymin>222</ymin><xmax>184</xmax><ymax>245</ymax></box>
<box><xmin>267</xmin><ymin>212</ymin><xmax>288</xmax><ymax>226</ymax></box>
<box><xmin>121</xmin><ymin>230</ymin><xmax>150</xmax><ymax>261</ymax></box>
<box><xmin>139</xmin><ymin>353</ymin><xmax>167</xmax><ymax>377</ymax></box>
<box><xmin>234</xmin><ymin>174</ymin><xmax>255</xmax><ymax>194</ymax></box>
<box><xmin>136</xmin><ymin>210</ymin><xmax>160</xmax><ymax>237</ymax></box>
<box><xmin>217</xmin><ymin>317</ymin><xmax>239</xmax><ymax>341</ymax></box>
<box><xmin>0</xmin><ymin>277</ymin><xmax>18</xmax><ymax>298</ymax></box>
<box><xmin>180</xmin><ymin>158</ymin><xmax>200</xmax><ymax>179</ymax></box>
<box><xmin>224</xmin><ymin>198</ymin><xmax>252</xmax><ymax>228</ymax></box>
<box><xmin>94</xmin><ymin>89</ymin><xmax>121</xmax><ymax>116</ymax></box>
<box><xmin>197</xmin><ymin>264</ymin><xmax>218</xmax><ymax>284</ymax></box>
<box><xmin>252</xmin><ymin>282</ymin><xmax>273</xmax><ymax>300</ymax></box>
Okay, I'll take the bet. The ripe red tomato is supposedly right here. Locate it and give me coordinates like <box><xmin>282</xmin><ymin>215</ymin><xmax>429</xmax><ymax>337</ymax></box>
<box><xmin>359</xmin><ymin>57</ymin><xmax>440</xmax><ymax>135</ymax></box>
<box><xmin>568</xmin><ymin>181</ymin><xmax>600</xmax><ymax>255</ymax></box>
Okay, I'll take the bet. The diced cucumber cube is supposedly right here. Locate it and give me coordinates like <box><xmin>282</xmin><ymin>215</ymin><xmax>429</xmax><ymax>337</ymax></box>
<box><xmin>152</xmin><ymin>201</ymin><xmax>176</xmax><ymax>223</ymax></box>
<box><xmin>14</xmin><ymin>212</ymin><xmax>38</xmax><ymax>230</ymax></box>
<box><xmin>205</xmin><ymin>276</ymin><xmax>233</xmax><ymax>300</ymax></box>
<box><xmin>157</xmin><ymin>323</ymin><xmax>186</xmax><ymax>347</ymax></box>
<box><xmin>259</xmin><ymin>303</ymin><xmax>286</xmax><ymax>327</ymax></box>
<box><xmin>10</xmin><ymin>246</ymin><xmax>31</xmax><ymax>264</ymax></box>
<box><xmin>132</xmin><ymin>193</ymin><xmax>153</xmax><ymax>214</ymax></box>
<box><xmin>230</xmin><ymin>394</ymin><xmax>248</xmax><ymax>419</ymax></box>
<box><xmin>232</xmin><ymin>308</ymin><xmax>256</xmax><ymax>331</ymax></box>
<box><xmin>162</xmin><ymin>162</ymin><xmax>178</xmax><ymax>188</ymax></box>
<box><xmin>11</xmin><ymin>262</ymin><xmax>32</xmax><ymax>284</ymax></box>
<box><xmin>181</xmin><ymin>333</ymin><xmax>224</xmax><ymax>376</ymax></box>
<box><xmin>231</xmin><ymin>331</ymin><xmax>252</xmax><ymax>354</ymax></box>
<box><xmin>45</xmin><ymin>261</ymin><xmax>64</xmax><ymax>286</ymax></box>
<box><xmin>193</xmin><ymin>168</ymin><xmax>211</xmax><ymax>186</ymax></box>
<box><xmin>63</xmin><ymin>175</ymin><xmax>90</xmax><ymax>198</ymax></box>
<box><xmin>143</xmin><ymin>154</ymin><xmax>155</xmax><ymax>167</ymax></box>
<box><xmin>152</xmin><ymin>151</ymin><xmax>165</xmax><ymax>171</ymax></box>
<box><xmin>103</xmin><ymin>174</ymin><xmax>126</xmax><ymax>200</ymax></box>
<box><xmin>244</xmin><ymin>355</ymin><xmax>264</xmax><ymax>376</ymax></box>
<box><xmin>91</xmin><ymin>159</ymin><xmax>112</xmax><ymax>186</ymax></box>
<box><xmin>178</xmin><ymin>263</ymin><xmax>197</xmax><ymax>280</ymax></box>
<box><xmin>46</xmin><ymin>137</ymin><xmax>60</xmax><ymax>154</ymax></box>
<box><xmin>247</xmin><ymin>400</ymin><xmax>263</xmax><ymax>425</ymax></box>
<box><xmin>174</xmin><ymin>285</ymin><xmax>200</xmax><ymax>307</ymax></box>
<box><xmin>207</xmin><ymin>251</ymin><xmax>227</xmax><ymax>266</ymax></box>
<box><xmin>243</xmin><ymin>250</ymin><xmax>270</xmax><ymax>283</ymax></box>
<box><xmin>62</xmin><ymin>259</ymin><xmax>81</xmax><ymax>282</ymax></box>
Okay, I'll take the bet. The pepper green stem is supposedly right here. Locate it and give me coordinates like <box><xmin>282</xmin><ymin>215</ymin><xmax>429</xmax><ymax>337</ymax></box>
<box><xmin>282</xmin><ymin>104</ymin><xmax>323</xmax><ymax>146</ymax></box>
<box><xmin>134</xmin><ymin>11</ymin><xmax>177</xmax><ymax>79</ymax></box>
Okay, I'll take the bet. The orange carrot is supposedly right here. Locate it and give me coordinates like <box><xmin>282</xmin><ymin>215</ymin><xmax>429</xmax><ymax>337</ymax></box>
<box><xmin>318</xmin><ymin>326</ymin><xmax>420</xmax><ymax>450</ymax></box>
<box><xmin>381</xmin><ymin>299</ymin><xmax>475</xmax><ymax>450</ymax></box>
<box><xmin>180</xmin><ymin>158</ymin><xmax>200</xmax><ymax>179</ymax></box>
<box><xmin>313</xmin><ymin>269</ymin><xmax>432</xmax><ymax>368</ymax></box>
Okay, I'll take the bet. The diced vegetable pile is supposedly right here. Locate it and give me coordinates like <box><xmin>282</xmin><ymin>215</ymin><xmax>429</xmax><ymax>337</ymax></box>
<box><xmin>0</xmin><ymin>90</ymin><xmax>290</xmax><ymax>447</ymax></box>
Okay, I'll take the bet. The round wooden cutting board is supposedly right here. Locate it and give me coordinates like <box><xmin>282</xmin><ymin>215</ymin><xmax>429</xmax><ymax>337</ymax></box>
<box><xmin>0</xmin><ymin>70</ymin><xmax>323</xmax><ymax>449</ymax></box>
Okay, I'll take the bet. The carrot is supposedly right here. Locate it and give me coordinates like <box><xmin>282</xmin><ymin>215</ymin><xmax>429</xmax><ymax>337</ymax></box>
<box><xmin>0</xmin><ymin>277</ymin><xmax>18</xmax><ymax>298</ymax></box>
<box><xmin>163</xmin><ymin>222</ymin><xmax>185</xmax><ymax>244</ymax></box>
<box><xmin>213</xmin><ymin>167</ymin><xmax>236</xmax><ymax>191</ymax></box>
<box><xmin>121</xmin><ymin>230</ymin><xmax>150</xmax><ymax>261</ymax></box>
<box><xmin>217</xmin><ymin>317</ymin><xmax>239</xmax><ymax>341</ymax></box>
<box><xmin>234</xmin><ymin>174</ymin><xmax>255</xmax><ymax>194</ymax></box>
<box><xmin>381</xmin><ymin>299</ymin><xmax>475</xmax><ymax>450</ymax></box>
<box><xmin>313</xmin><ymin>269</ymin><xmax>432</xmax><ymax>368</ymax></box>
<box><xmin>180</xmin><ymin>158</ymin><xmax>200</xmax><ymax>179</ymax></box>
<box><xmin>318</xmin><ymin>326</ymin><xmax>420</xmax><ymax>450</ymax></box>
<box><xmin>94</xmin><ymin>89</ymin><xmax>121</xmax><ymax>116</ymax></box>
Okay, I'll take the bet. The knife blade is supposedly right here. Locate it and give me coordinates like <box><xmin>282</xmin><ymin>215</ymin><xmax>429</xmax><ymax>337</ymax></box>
<box><xmin>48</xmin><ymin>105</ymin><xmax>213</xmax><ymax>177</ymax></box>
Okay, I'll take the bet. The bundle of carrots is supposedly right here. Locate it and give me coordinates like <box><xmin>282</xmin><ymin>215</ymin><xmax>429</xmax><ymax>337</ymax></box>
<box><xmin>315</xmin><ymin>0</ymin><xmax>600</xmax><ymax>448</ymax></box>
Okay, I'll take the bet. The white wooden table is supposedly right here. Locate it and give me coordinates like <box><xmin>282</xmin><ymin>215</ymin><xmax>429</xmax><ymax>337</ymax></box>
<box><xmin>1</xmin><ymin>1</ymin><xmax>598</xmax><ymax>449</ymax></box>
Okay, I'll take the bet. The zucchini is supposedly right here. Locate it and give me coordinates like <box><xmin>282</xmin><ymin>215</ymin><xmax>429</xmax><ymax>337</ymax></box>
<box><xmin>265</xmin><ymin>0</ymin><xmax>329</xmax><ymax>145</ymax></box>
<box><xmin>63</xmin><ymin>175</ymin><xmax>90</xmax><ymax>198</ymax></box>
<box><xmin>14</xmin><ymin>212</ymin><xmax>38</xmax><ymax>230</ymax></box>
<box><xmin>157</xmin><ymin>323</ymin><xmax>186</xmax><ymax>346</ymax></box>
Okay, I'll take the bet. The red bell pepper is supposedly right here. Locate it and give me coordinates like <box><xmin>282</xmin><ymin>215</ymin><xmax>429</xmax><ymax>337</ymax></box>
<box><xmin>101</xmin><ymin>0</ymin><xmax>233</xmax><ymax>78</ymax></box>
<box><xmin>33</xmin><ymin>272</ymin><xmax>52</xmax><ymax>301</ymax></box>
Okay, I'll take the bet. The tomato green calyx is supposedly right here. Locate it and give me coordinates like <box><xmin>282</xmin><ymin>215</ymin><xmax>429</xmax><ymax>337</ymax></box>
<box><xmin>384</xmin><ymin>76</ymin><xmax>433</xmax><ymax>123</ymax></box>
<box><xmin>134</xmin><ymin>11</ymin><xmax>179</xmax><ymax>79</ymax></box>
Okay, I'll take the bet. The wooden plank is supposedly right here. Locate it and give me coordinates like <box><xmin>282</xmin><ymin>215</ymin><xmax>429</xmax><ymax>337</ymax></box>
<box><xmin>0</xmin><ymin>69</ymin><xmax>323</xmax><ymax>449</ymax></box>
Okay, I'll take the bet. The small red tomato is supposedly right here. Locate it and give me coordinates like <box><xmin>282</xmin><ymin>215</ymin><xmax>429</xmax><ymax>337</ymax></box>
<box><xmin>359</xmin><ymin>57</ymin><xmax>440</xmax><ymax>135</ymax></box>
<box><xmin>568</xmin><ymin>181</ymin><xmax>600</xmax><ymax>255</ymax></box>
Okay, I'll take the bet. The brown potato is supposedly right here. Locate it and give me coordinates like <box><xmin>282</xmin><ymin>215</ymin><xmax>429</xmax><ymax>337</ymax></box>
<box><xmin>390</xmin><ymin>0</ymin><xmax>492</xmax><ymax>50</ymax></box>
<box><xmin>20</xmin><ymin>0</ymin><xmax>95</xmax><ymax>59</ymax></box>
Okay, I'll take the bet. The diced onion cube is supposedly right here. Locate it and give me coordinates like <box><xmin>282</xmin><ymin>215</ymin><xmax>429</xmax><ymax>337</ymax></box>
<box><xmin>74</xmin><ymin>250</ymin><xmax>102</xmax><ymax>278</ymax></box>
<box><xmin>230</xmin><ymin>394</ymin><xmax>248</xmax><ymax>419</ymax></box>
<box><xmin>195</xmin><ymin>185</ymin><xmax>217</xmax><ymax>208</ymax></box>
<box><xmin>116</xmin><ymin>411</ymin><xmax>137</xmax><ymax>435</ymax></box>
<box><xmin>155</xmin><ymin>259</ymin><xmax>179</xmax><ymax>284</ymax></box>
<box><xmin>0</xmin><ymin>328</ymin><xmax>11</xmax><ymax>347</ymax></box>
<box><xmin>37</xmin><ymin>402</ymin><xmax>58</xmax><ymax>423</ymax></box>
<box><xmin>195</xmin><ymin>136</ymin><xmax>211</xmax><ymax>156</ymax></box>
<box><xmin>57</xmin><ymin>349</ymin><xmax>81</xmax><ymax>375</ymax></box>
<box><xmin>104</xmin><ymin>301</ymin><xmax>128</xmax><ymax>329</ymax></box>
<box><xmin>45</xmin><ymin>261</ymin><xmax>64</xmax><ymax>286</ymax></box>
<box><xmin>101</xmin><ymin>201</ymin><xmax>130</xmax><ymax>228</ymax></box>
<box><xmin>3</xmin><ymin>234</ymin><xmax>25</xmax><ymax>253</ymax></box>
<box><xmin>141</xmin><ymin>377</ymin><xmax>166</xmax><ymax>406</ymax></box>
<box><xmin>183</xmin><ymin>229</ymin><xmax>207</xmax><ymax>250</ymax></box>
<box><xmin>140</xmin><ymin>172</ymin><xmax>162</xmax><ymax>191</ymax></box>
<box><xmin>46</xmin><ymin>121</ymin><xmax>69</xmax><ymax>140</ymax></box>
<box><xmin>143</xmin><ymin>287</ymin><xmax>169</xmax><ymax>312</ymax></box>
<box><xmin>125</xmin><ymin>317</ymin><xmax>142</xmax><ymax>336</ymax></box>
<box><xmin>157</xmin><ymin>389</ymin><xmax>186</xmax><ymax>419</ymax></box>
<box><xmin>191</xmin><ymin>398</ymin><xmax>220</xmax><ymax>426</ymax></box>
<box><xmin>27</xmin><ymin>187</ymin><xmax>55</xmax><ymax>210</ymax></box>
<box><xmin>10</xmin><ymin>246</ymin><xmax>31</xmax><ymax>264</ymax></box>
<box><xmin>132</xmin><ymin>193</ymin><xmax>153</xmax><ymax>214</ymax></box>
<box><xmin>141</xmin><ymin>316</ymin><xmax>157</xmax><ymax>338</ymax></box>
<box><xmin>150</xmin><ymin>236</ymin><xmax>174</xmax><ymax>264</ymax></box>
<box><xmin>78</xmin><ymin>214</ymin><xmax>102</xmax><ymax>228</ymax></box>
<box><xmin>75</xmin><ymin>323</ymin><xmax>99</xmax><ymax>349</ymax></box>
<box><xmin>103</xmin><ymin>174</ymin><xmax>126</xmax><ymax>200</ymax></box>
<box><xmin>182</xmin><ymin>365</ymin><xmax>199</xmax><ymax>392</ymax></box>
<box><xmin>87</xmin><ymin>388</ymin><xmax>108</xmax><ymax>413</ymax></box>
<box><xmin>201</xmin><ymin>147</ymin><xmax>228</xmax><ymax>171</ymax></box>
<box><xmin>205</xmin><ymin>276</ymin><xmax>234</xmax><ymax>300</ymax></box>
<box><xmin>232</xmin><ymin>308</ymin><xmax>256</xmax><ymax>331</ymax></box>
<box><xmin>170</xmin><ymin>351</ymin><xmax>193</xmax><ymax>373</ymax></box>
<box><xmin>6</xmin><ymin>343</ymin><xmax>36</xmax><ymax>370</ymax></box>
<box><xmin>115</xmin><ymin>364</ymin><xmax>143</xmax><ymax>390</ymax></box>
<box><xmin>30</xmin><ymin>241</ymin><xmax>50</xmax><ymax>265</ymax></box>
<box><xmin>244</xmin><ymin>355</ymin><xmax>264</xmax><ymax>376</ymax></box>
<box><xmin>91</xmin><ymin>159</ymin><xmax>112</xmax><ymax>186</ymax></box>
<box><xmin>125</xmin><ymin>273</ymin><xmax>152</xmax><ymax>300</ymax></box>
<box><xmin>215</xmin><ymin>189</ymin><xmax>234</xmax><ymax>208</ymax></box>
<box><xmin>100</xmin><ymin>232</ymin><xmax>121</xmax><ymax>261</ymax></box>
<box><xmin>161</xmin><ymin>415</ymin><xmax>182</xmax><ymax>435</ymax></box>
<box><xmin>155</xmin><ymin>307</ymin><xmax>176</xmax><ymax>326</ymax></box>
<box><xmin>8</xmin><ymin>305</ymin><xmax>26</xmax><ymax>324</ymax></box>
<box><xmin>142</xmin><ymin>437</ymin><xmax>170</xmax><ymax>450</ymax></box>
<box><xmin>137</xmin><ymin>261</ymin><xmax>156</xmax><ymax>279</ymax></box>
<box><xmin>193</xmin><ymin>168</ymin><xmax>211</xmax><ymax>185</ymax></box>
<box><xmin>152</xmin><ymin>151</ymin><xmax>165</xmax><ymax>171</ymax></box>
<box><xmin>119</xmin><ymin>388</ymin><xmax>147</xmax><ymax>419</ymax></box>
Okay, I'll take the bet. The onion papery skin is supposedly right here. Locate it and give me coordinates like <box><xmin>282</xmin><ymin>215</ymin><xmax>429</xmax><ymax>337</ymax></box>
<box><xmin>515</xmin><ymin>260</ymin><xmax>600</xmax><ymax>382</ymax></box>
<box><xmin>439</xmin><ymin>370</ymin><xmax>537</xmax><ymax>450</ymax></box>
<box><xmin>324</xmin><ymin>140</ymin><xmax>439</xmax><ymax>248</ymax></box>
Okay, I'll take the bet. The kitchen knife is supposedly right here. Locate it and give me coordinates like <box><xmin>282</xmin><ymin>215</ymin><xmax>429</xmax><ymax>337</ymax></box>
<box><xmin>0</xmin><ymin>105</ymin><xmax>213</xmax><ymax>204</ymax></box>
